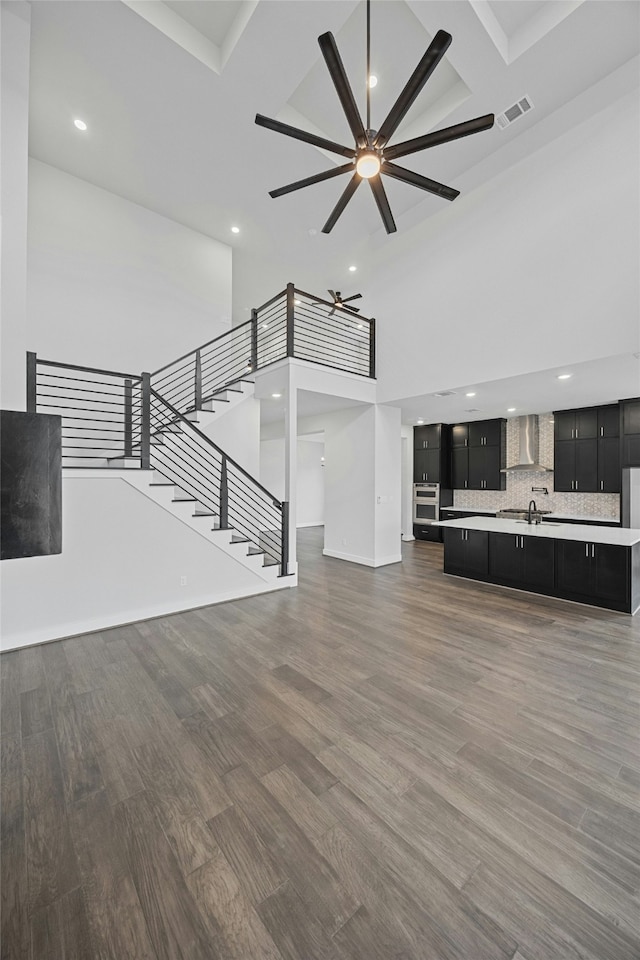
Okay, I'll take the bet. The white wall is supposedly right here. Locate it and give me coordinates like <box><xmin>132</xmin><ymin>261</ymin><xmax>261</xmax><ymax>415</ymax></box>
<box><xmin>371</xmin><ymin>90</ymin><xmax>640</xmax><ymax>404</ymax></box>
<box><xmin>1</xmin><ymin>2</ymin><xmax>31</xmax><ymax>410</ymax></box>
<box><xmin>0</xmin><ymin>475</ymin><xmax>274</xmax><ymax>650</ymax></box>
<box><xmin>201</xmin><ymin>394</ymin><xmax>261</xmax><ymax>478</ymax></box>
<box><xmin>323</xmin><ymin>404</ymin><xmax>402</xmax><ymax>567</ymax></box>
<box><xmin>260</xmin><ymin>436</ymin><xmax>325</xmax><ymax>527</ymax></box>
<box><xmin>26</xmin><ymin>159</ymin><xmax>232</xmax><ymax>374</ymax></box>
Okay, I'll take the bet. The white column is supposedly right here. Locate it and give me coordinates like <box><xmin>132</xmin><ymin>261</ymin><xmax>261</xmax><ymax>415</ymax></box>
<box><xmin>1</xmin><ymin>2</ymin><xmax>31</xmax><ymax>410</ymax></box>
<box><xmin>283</xmin><ymin>365</ymin><xmax>298</xmax><ymax>575</ymax></box>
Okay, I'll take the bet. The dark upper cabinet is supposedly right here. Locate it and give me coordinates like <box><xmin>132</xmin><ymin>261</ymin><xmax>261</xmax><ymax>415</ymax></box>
<box><xmin>452</xmin><ymin>447</ymin><xmax>469</xmax><ymax>489</ymax></box>
<box><xmin>451</xmin><ymin>424</ymin><xmax>469</xmax><ymax>448</ymax></box>
<box><xmin>414</xmin><ymin>448</ymin><xmax>441</xmax><ymax>483</ymax></box>
<box><xmin>597</xmin><ymin>405</ymin><xmax>619</xmax><ymax>438</ymax></box>
<box><xmin>413</xmin><ymin>424</ymin><xmax>451</xmax><ymax>484</ymax></box>
<box><xmin>451</xmin><ymin>419</ymin><xmax>505</xmax><ymax>490</ymax></box>
<box><xmin>468</xmin><ymin>445</ymin><xmax>505</xmax><ymax>491</ymax></box>
<box><xmin>621</xmin><ymin>398</ymin><xmax>640</xmax><ymax>467</ymax></box>
<box><xmin>469</xmin><ymin>419</ymin><xmax>503</xmax><ymax>448</ymax></box>
<box><xmin>554</xmin><ymin>407</ymin><xmax>598</xmax><ymax>441</ymax></box>
<box><xmin>598</xmin><ymin>437</ymin><xmax>620</xmax><ymax>492</ymax></box>
<box><xmin>414</xmin><ymin>424</ymin><xmax>442</xmax><ymax>450</ymax></box>
<box><xmin>554</xmin><ymin>404</ymin><xmax>620</xmax><ymax>492</ymax></box>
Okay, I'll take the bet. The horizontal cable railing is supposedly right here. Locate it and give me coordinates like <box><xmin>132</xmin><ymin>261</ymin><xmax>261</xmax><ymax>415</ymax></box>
<box><xmin>149</xmin><ymin>283</ymin><xmax>375</xmax><ymax>417</ymax></box>
<box><xmin>27</xmin><ymin>353</ymin><xmax>146</xmax><ymax>467</ymax></box>
<box><xmin>149</xmin><ymin>389</ymin><xmax>287</xmax><ymax>573</ymax></box>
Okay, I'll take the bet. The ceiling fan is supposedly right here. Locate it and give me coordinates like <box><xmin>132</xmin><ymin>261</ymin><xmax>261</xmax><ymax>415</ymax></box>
<box><xmin>315</xmin><ymin>290</ymin><xmax>363</xmax><ymax>315</ymax></box>
<box><xmin>255</xmin><ymin>0</ymin><xmax>494</xmax><ymax>235</ymax></box>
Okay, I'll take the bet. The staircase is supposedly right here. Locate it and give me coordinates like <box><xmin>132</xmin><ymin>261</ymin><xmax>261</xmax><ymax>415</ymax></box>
<box><xmin>26</xmin><ymin>282</ymin><xmax>375</xmax><ymax>587</ymax></box>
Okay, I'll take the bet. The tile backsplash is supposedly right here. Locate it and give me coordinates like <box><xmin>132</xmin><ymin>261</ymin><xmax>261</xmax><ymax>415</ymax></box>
<box><xmin>452</xmin><ymin>413</ymin><xmax>620</xmax><ymax>521</ymax></box>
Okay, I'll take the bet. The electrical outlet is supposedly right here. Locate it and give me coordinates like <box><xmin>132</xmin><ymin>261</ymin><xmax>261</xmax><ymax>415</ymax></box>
<box><xmin>180</xmin><ymin>576</ymin><xmax>187</xmax><ymax>586</ymax></box>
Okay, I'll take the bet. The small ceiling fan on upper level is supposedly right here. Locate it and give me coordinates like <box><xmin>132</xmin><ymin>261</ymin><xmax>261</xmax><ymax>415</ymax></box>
<box><xmin>255</xmin><ymin>0</ymin><xmax>494</xmax><ymax>234</ymax></box>
<box><xmin>316</xmin><ymin>290</ymin><xmax>363</xmax><ymax>315</ymax></box>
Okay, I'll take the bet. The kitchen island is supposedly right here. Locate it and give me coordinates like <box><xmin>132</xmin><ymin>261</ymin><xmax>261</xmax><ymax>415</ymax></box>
<box><xmin>437</xmin><ymin>516</ymin><xmax>640</xmax><ymax>614</ymax></box>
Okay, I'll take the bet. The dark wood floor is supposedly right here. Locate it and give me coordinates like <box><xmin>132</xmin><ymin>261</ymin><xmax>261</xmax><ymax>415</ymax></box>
<box><xmin>2</xmin><ymin>527</ymin><xmax>640</xmax><ymax>960</ymax></box>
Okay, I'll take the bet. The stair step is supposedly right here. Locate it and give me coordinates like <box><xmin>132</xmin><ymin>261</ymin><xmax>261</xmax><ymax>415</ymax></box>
<box><xmin>193</xmin><ymin>509</ymin><xmax>217</xmax><ymax>517</ymax></box>
<box><xmin>149</xmin><ymin>482</ymin><xmax>175</xmax><ymax>487</ymax></box>
<box><xmin>172</xmin><ymin>495</ymin><xmax>197</xmax><ymax>502</ymax></box>
<box><xmin>247</xmin><ymin>546</ymin><xmax>266</xmax><ymax>556</ymax></box>
<box><xmin>230</xmin><ymin>536</ymin><xmax>251</xmax><ymax>544</ymax></box>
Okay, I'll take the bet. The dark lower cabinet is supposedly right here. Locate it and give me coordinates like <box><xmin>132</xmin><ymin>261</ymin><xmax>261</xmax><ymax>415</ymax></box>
<box><xmin>489</xmin><ymin>532</ymin><xmax>554</xmax><ymax>592</ymax></box>
<box><xmin>443</xmin><ymin>528</ymin><xmax>488</xmax><ymax>579</ymax></box>
<box><xmin>556</xmin><ymin>540</ymin><xmax>629</xmax><ymax>611</ymax></box>
<box><xmin>443</xmin><ymin>526</ymin><xmax>637</xmax><ymax>613</ymax></box>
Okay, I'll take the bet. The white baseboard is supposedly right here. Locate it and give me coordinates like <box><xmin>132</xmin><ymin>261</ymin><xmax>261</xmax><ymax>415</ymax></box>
<box><xmin>0</xmin><ymin>578</ymin><xmax>297</xmax><ymax>652</ymax></box>
<box><xmin>322</xmin><ymin>548</ymin><xmax>402</xmax><ymax>568</ymax></box>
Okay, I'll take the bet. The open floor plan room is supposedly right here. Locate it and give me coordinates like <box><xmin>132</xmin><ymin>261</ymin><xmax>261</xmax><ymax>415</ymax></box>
<box><xmin>2</xmin><ymin>528</ymin><xmax>639</xmax><ymax>960</ymax></box>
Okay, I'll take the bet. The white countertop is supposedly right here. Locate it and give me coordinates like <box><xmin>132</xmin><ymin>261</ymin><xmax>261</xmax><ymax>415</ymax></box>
<box><xmin>436</xmin><ymin>516</ymin><xmax>640</xmax><ymax>547</ymax></box>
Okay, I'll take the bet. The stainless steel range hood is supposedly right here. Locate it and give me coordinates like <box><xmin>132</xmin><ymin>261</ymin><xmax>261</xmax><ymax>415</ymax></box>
<box><xmin>501</xmin><ymin>414</ymin><xmax>552</xmax><ymax>473</ymax></box>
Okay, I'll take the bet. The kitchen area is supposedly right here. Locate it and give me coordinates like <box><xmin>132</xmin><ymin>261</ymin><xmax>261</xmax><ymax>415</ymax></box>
<box><xmin>413</xmin><ymin>397</ymin><xmax>640</xmax><ymax>614</ymax></box>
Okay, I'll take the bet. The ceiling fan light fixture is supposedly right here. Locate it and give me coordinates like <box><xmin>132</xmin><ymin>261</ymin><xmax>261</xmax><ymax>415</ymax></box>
<box><xmin>356</xmin><ymin>152</ymin><xmax>381</xmax><ymax>178</ymax></box>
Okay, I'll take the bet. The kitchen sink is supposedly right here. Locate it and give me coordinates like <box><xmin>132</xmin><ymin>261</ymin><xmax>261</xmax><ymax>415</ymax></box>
<box><xmin>514</xmin><ymin>520</ymin><xmax>560</xmax><ymax>526</ymax></box>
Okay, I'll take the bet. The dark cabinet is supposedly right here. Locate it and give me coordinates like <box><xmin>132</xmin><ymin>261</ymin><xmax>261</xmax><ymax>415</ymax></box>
<box><xmin>469</xmin><ymin>419</ymin><xmax>503</xmax><ymax>448</ymax></box>
<box><xmin>414</xmin><ymin>448</ymin><xmax>441</xmax><ymax>483</ymax></box>
<box><xmin>621</xmin><ymin>399</ymin><xmax>640</xmax><ymax>468</ymax></box>
<box><xmin>413</xmin><ymin>424</ymin><xmax>451</xmax><ymax>484</ymax></box>
<box><xmin>598</xmin><ymin>437</ymin><xmax>620</xmax><ymax>492</ymax></box>
<box><xmin>451</xmin><ymin>419</ymin><xmax>505</xmax><ymax>491</ymax></box>
<box><xmin>452</xmin><ymin>447</ymin><xmax>469</xmax><ymax>489</ymax></box>
<box><xmin>451</xmin><ymin>424</ymin><xmax>469</xmax><ymax>448</ymax></box>
<box><xmin>443</xmin><ymin>528</ymin><xmax>488</xmax><ymax>579</ymax></box>
<box><xmin>556</xmin><ymin>540</ymin><xmax>629</xmax><ymax>610</ymax></box>
<box><xmin>554</xmin><ymin>404</ymin><xmax>619</xmax><ymax>493</ymax></box>
<box><xmin>555</xmin><ymin>407</ymin><xmax>598</xmax><ymax>441</ymax></box>
<box><xmin>414</xmin><ymin>424</ymin><xmax>442</xmax><ymax>450</ymax></box>
<box><xmin>489</xmin><ymin>532</ymin><xmax>554</xmax><ymax>593</ymax></box>
<box><xmin>468</xmin><ymin>445</ymin><xmax>504</xmax><ymax>491</ymax></box>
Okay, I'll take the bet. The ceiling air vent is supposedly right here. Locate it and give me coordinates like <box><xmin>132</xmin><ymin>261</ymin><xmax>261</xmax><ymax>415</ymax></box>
<box><xmin>433</xmin><ymin>391</ymin><xmax>456</xmax><ymax>398</ymax></box>
<box><xmin>496</xmin><ymin>96</ymin><xmax>534</xmax><ymax>130</ymax></box>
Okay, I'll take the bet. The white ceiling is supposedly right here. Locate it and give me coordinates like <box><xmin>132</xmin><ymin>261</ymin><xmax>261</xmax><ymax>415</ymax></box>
<box><xmin>26</xmin><ymin>0</ymin><xmax>640</xmax><ymax>426</ymax></box>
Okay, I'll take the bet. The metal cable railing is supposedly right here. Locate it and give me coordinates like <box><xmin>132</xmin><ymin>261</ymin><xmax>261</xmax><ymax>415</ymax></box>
<box><xmin>149</xmin><ymin>283</ymin><xmax>375</xmax><ymax>417</ymax></box>
<box><xmin>149</xmin><ymin>389</ymin><xmax>287</xmax><ymax>573</ymax></box>
<box><xmin>27</xmin><ymin>354</ymin><xmax>144</xmax><ymax>467</ymax></box>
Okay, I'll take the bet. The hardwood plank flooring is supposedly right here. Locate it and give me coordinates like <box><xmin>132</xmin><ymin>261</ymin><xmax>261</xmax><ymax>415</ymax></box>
<box><xmin>2</xmin><ymin>527</ymin><xmax>640</xmax><ymax>959</ymax></box>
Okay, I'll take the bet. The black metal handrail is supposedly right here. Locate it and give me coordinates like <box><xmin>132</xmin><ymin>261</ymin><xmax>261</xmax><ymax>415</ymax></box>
<box><xmin>149</xmin><ymin>389</ymin><xmax>286</xmax><ymax>572</ymax></box>
<box><xmin>148</xmin><ymin>283</ymin><xmax>375</xmax><ymax>417</ymax></box>
<box><xmin>27</xmin><ymin>353</ymin><xmax>147</xmax><ymax>467</ymax></box>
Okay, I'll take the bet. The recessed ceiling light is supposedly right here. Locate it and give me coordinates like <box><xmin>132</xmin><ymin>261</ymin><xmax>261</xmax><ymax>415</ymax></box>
<box><xmin>262</xmin><ymin>323</ymin><xmax>269</xmax><ymax>329</ymax></box>
<box><xmin>348</xmin><ymin>265</ymin><xmax>357</xmax><ymax>272</ymax></box>
<box><xmin>231</xmin><ymin>226</ymin><xmax>240</xmax><ymax>234</ymax></box>
<box><xmin>272</xmin><ymin>393</ymin><xmax>282</xmax><ymax>398</ymax></box>
<box><xmin>368</xmin><ymin>75</ymin><xmax>378</xmax><ymax>88</ymax></box>
<box><xmin>557</xmin><ymin>373</ymin><xmax>572</xmax><ymax>380</ymax></box>
<box><xmin>507</xmin><ymin>407</ymin><xmax>516</xmax><ymax>412</ymax></box>
<box><xmin>465</xmin><ymin>392</ymin><xmax>476</xmax><ymax>397</ymax></box>
<box><xmin>357</xmin><ymin>323</ymin><xmax>364</xmax><ymax>329</ymax></box>
<box><xmin>294</xmin><ymin>299</ymin><xmax>301</xmax><ymax>305</ymax></box>
<box><xmin>73</xmin><ymin>118</ymin><xmax>87</xmax><ymax>131</ymax></box>
<box><xmin>416</xmin><ymin>419</ymin><xmax>424</xmax><ymax>424</ymax></box>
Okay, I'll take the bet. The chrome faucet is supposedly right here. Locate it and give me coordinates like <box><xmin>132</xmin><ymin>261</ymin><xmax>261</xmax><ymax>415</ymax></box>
<box><xmin>528</xmin><ymin>499</ymin><xmax>538</xmax><ymax>525</ymax></box>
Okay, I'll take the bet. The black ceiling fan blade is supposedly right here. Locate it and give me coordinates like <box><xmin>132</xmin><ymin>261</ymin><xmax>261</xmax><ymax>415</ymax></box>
<box><xmin>343</xmin><ymin>304</ymin><xmax>361</xmax><ymax>313</ymax></box>
<box><xmin>369</xmin><ymin>176</ymin><xmax>397</xmax><ymax>234</ymax></box>
<box><xmin>269</xmin><ymin>163</ymin><xmax>354</xmax><ymax>198</ymax></box>
<box><xmin>374</xmin><ymin>30</ymin><xmax>452</xmax><ymax>149</ymax></box>
<box><xmin>318</xmin><ymin>33</ymin><xmax>367</xmax><ymax>148</ymax></box>
<box><xmin>383</xmin><ymin>161</ymin><xmax>459</xmax><ymax>201</ymax></box>
<box><xmin>321</xmin><ymin>173</ymin><xmax>362</xmax><ymax>234</ymax></box>
<box><xmin>384</xmin><ymin>113</ymin><xmax>495</xmax><ymax>161</ymax></box>
<box><xmin>341</xmin><ymin>293</ymin><xmax>362</xmax><ymax>302</ymax></box>
<box><xmin>328</xmin><ymin>290</ymin><xmax>336</xmax><ymax>300</ymax></box>
<box><xmin>255</xmin><ymin>114</ymin><xmax>355</xmax><ymax>159</ymax></box>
